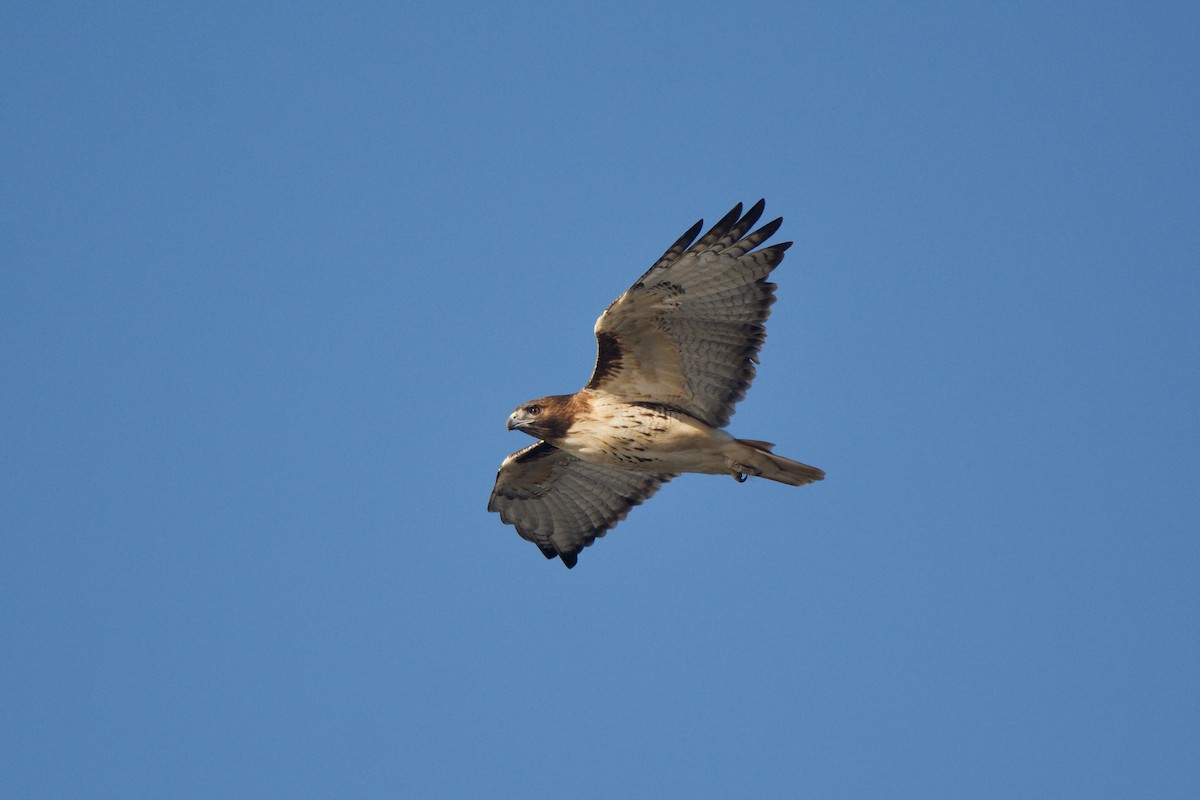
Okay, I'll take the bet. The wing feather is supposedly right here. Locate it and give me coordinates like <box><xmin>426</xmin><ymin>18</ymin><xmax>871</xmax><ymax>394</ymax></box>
<box><xmin>487</xmin><ymin>442</ymin><xmax>677</xmax><ymax>568</ymax></box>
<box><xmin>586</xmin><ymin>201</ymin><xmax>790</xmax><ymax>427</ymax></box>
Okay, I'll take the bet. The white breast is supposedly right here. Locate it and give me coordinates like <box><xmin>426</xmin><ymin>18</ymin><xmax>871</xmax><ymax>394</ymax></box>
<box><xmin>557</xmin><ymin>393</ymin><xmax>734</xmax><ymax>473</ymax></box>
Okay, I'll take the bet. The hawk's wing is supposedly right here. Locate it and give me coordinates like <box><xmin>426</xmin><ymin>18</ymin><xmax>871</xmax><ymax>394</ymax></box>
<box><xmin>586</xmin><ymin>200</ymin><xmax>789</xmax><ymax>428</ymax></box>
<box><xmin>488</xmin><ymin>441</ymin><xmax>677</xmax><ymax>568</ymax></box>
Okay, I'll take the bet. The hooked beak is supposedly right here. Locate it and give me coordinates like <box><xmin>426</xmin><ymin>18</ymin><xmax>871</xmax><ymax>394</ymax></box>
<box><xmin>506</xmin><ymin>413</ymin><xmax>523</xmax><ymax>431</ymax></box>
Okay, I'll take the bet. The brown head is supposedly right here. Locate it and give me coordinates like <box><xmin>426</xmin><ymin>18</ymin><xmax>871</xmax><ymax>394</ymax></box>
<box><xmin>506</xmin><ymin>393</ymin><xmax>585</xmax><ymax>443</ymax></box>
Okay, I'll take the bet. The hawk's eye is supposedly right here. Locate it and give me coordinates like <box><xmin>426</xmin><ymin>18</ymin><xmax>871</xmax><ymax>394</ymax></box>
<box><xmin>527</xmin><ymin>405</ymin><xmax>542</xmax><ymax>416</ymax></box>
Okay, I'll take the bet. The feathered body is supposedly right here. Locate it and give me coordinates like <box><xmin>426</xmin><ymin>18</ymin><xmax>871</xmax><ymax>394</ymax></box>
<box><xmin>489</xmin><ymin>201</ymin><xmax>824</xmax><ymax>568</ymax></box>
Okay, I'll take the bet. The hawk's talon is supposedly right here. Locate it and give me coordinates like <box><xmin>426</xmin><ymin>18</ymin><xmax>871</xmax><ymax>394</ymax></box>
<box><xmin>734</xmin><ymin>472</ymin><xmax>748</xmax><ymax>483</ymax></box>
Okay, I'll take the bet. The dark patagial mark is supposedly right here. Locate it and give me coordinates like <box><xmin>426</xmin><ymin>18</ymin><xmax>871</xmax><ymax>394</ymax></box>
<box><xmin>513</xmin><ymin>441</ymin><xmax>557</xmax><ymax>464</ymax></box>
<box><xmin>586</xmin><ymin>332</ymin><xmax>624</xmax><ymax>389</ymax></box>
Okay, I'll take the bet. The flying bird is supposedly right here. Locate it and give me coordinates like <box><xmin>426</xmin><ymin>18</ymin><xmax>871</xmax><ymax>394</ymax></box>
<box><xmin>488</xmin><ymin>200</ymin><xmax>824</xmax><ymax>568</ymax></box>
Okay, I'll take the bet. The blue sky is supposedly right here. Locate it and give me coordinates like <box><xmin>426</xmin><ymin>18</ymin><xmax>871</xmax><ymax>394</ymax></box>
<box><xmin>3</xmin><ymin>1</ymin><xmax>1198</xmax><ymax>797</ymax></box>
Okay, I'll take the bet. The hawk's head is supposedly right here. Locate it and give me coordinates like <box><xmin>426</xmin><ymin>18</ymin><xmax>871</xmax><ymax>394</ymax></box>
<box><xmin>506</xmin><ymin>394</ymin><xmax>576</xmax><ymax>442</ymax></box>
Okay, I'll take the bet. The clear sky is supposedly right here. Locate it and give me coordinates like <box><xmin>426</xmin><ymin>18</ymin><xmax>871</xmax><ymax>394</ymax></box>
<box><xmin>3</xmin><ymin>2</ymin><xmax>1198</xmax><ymax>797</ymax></box>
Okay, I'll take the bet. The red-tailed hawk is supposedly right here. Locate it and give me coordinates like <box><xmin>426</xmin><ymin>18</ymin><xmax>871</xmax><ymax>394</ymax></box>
<box><xmin>489</xmin><ymin>200</ymin><xmax>824</xmax><ymax>568</ymax></box>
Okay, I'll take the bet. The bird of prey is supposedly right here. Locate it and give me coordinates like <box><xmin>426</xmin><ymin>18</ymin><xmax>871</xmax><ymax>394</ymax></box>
<box><xmin>488</xmin><ymin>200</ymin><xmax>824</xmax><ymax>568</ymax></box>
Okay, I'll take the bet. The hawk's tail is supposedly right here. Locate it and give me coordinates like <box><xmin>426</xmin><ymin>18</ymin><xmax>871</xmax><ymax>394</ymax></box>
<box><xmin>734</xmin><ymin>439</ymin><xmax>825</xmax><ymax>486</ymax></box>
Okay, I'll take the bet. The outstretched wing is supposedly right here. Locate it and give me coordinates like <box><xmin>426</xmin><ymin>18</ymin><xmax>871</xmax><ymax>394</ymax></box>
<box><xmin>586</xmin><ymin>200</ymin><xmax>789</xmax><ymax>428</ymax></box>
<box><xmin>488</xmin><ymin>441</ymin><xmax>676</xmax><ymax>568</ymax></box>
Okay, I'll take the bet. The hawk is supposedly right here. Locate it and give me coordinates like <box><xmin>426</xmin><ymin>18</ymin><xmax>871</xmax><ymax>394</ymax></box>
<box><xmin>488</xmin><ymin>200</ymin><xmax>824</xmax><ymax>568</ymax></box>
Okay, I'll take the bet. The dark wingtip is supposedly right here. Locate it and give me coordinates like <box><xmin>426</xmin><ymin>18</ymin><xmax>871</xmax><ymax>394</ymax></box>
<box><xmin>717</xmin><ymin>202</ymin><xmax>744</xmax><ymax>230</ymax></box>
<box><xmin>689</xmin><ymin>203</ymin><xmax>744</xmax><ymax>253</ymax></box>
<box><xmin>747</xmin><ymin>198</ymin><xmax>766</xmax><ymax>219</ymax></box>
<box><xmin>539</xmin><ymin>546</ymin><xmax>558</xmax><ymax>560</ymax></box>
<box><xmin>757</xmin><ymin>217</ymin><xmax>784</xmax><ymax>241</ymax></box>
<box><xmin>560</xmin><ymin>552</ymin><xmax>578</xmax><ymax>569</ymax></box>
